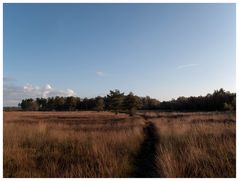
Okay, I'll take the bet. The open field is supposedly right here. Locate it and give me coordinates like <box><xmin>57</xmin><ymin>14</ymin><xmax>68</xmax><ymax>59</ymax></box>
<box><xmin>4</xmin><ymin>112</ymin><xmax>145</xmax><ymax>177</ymax></box>
<box><xmin>150</xmin><ymin>112</ymin><xmax>236</xmax><ymax>177</ymax></box>
<box><xmin>3</xmin><ymin>111</ymin><xmax>236</xmax><ymax>178</ymax></box>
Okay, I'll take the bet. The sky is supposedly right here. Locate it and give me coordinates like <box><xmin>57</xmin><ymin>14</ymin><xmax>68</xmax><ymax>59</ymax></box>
<box><xmin>3</xmin><ymin>3</ymin><xmax>236</xmax><ymax>106</ymax></box>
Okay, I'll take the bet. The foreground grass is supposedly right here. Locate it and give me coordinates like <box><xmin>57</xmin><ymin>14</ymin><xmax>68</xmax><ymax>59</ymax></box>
<box><xmin>4</xmin><ymin>111</ymin><xmax>236</xmax><ymax>178</ymax></box>
<box><xmin>4</xmin><ymin>112</ymin><xmax>144</xmax><ymax>177</ymax></box>
<box><xmin>151</xmin><ymin>112</ymin><xmax>236</xmax><ymax>178</ymax></box>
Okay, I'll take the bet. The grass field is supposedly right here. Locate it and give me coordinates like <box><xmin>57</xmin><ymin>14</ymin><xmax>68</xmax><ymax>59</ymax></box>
<box><xmin>3</xmin><ymin>111</ymin><xmax>236</xmax><ymax>178</ymax></box>
<box><xmin>151</xmin><ymin>112</ymin><xmax>236</xmax><ymax>177</ymax></box>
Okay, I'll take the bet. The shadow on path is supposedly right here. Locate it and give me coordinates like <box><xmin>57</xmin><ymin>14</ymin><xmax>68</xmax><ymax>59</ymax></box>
<box><xmin>131</xmin><ymin>121</ymin><xmax>160</xmax><ymax>178</ymax></box>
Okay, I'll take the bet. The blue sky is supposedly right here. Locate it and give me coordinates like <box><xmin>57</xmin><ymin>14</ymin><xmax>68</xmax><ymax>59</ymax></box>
<box><xmin>3</xmin><ymin>3</ymin><xmax>236</xmax><ymax>106</ymax></box>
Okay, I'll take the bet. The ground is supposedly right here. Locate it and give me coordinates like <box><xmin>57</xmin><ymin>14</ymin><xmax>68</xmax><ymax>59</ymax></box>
<box><xmin>3</xmin><ymin>111</ymin><xmax>236</xmax><ymax>178</ymax></box>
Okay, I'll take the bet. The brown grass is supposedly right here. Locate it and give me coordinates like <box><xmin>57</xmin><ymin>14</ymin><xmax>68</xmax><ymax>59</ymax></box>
<box><xmin>152</xmin><ymin>112</ymin><xmax>236</xmax><ymax>178</ymax></box>
<box><xmin>3</xmin><ymin>111</ymin><xmax>144</xmax><ymax>177</ymax></box>
<box><xmin>3</xmin><ymin>111</ymin><xmax>236</xmax><ymax>178</ymax></box>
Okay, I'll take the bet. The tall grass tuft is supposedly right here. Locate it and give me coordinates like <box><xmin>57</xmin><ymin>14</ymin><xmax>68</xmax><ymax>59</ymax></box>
<box><xmin>4</xmin><ymin>112</ymin><xmax>144</xmax><ymax>178</ymax></box>
<box><xmin>153</xmin><ymin>112</ymin><xmax>236</xmax><ymax>178</ymax></box>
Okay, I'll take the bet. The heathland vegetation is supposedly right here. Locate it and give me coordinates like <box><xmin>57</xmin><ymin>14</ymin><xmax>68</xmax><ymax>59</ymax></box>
<box><xmin>152</xmin><ymin>112</ymin><xmax>235</xmax><ymax>177</ymax></box>
<box><xmin>4</xmin><ymin>112</ymin><xmax>145</xmax><ymax>177</ymax></box>
<box><xmin>4</xmin><ymin>111</ymin><xmax>235</xmax><ymax>178</ymax></box>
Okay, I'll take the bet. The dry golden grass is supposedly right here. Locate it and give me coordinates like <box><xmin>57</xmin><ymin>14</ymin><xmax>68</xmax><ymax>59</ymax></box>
<box><xmin>152</xmin><ymin>112</ymin><xmax>236</xmax><ymax>178</ymax></box>
<box><xmin>4</xmin><ymin>111</ymin><xmax>144</xmax><ymax>178</ymax></box>
<box><xmin>4</xmin><ymin>111</ymin><xmax>236</xmax><ymax>178</ymax></box>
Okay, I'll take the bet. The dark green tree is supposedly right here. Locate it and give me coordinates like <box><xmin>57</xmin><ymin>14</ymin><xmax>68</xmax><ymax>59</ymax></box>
<box><xmin>75</xmin><ymin>97</ymin><xmax>81</xmax><ymax>110</ymax></box>
<box><xmin>46</xmin><ymin>97</ymin><xmax>55</xmax><ymax>111</ymax></box>
<box><xmin>65</xmin><ymin>96</ymin><xmax>77</xmax><ymax>111</ymax></box>
<box><xmin>20</xmin><ymin>98</ymin><xmax>39</xmax><ymax>111</ymax></box>
<box><xmin>107</xmin><ymin>89</ymin><xmax>124</xmax><ymax>114</ymax></box>
<box><xmin>54</xmin><ymin>96</ymin><xmax>65</xmax><ymax>111</ymax></box>
<box><xmin>95</xmin><ymin>96</ymin><xmax>105</xmax><ymax>112</ymax></box>
<box><xmin>36</xmin><ymin>98</ymin><xmax>47</xmax><ymax>111</ymax></box>
<box><xmin>123</xmin><ymin>92</ymin><xmax>142</xmax><ymax>116</ymax></box>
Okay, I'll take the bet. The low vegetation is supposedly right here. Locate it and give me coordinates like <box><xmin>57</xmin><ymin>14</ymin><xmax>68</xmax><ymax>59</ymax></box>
<box><xmin>4</xmin><ymin>112</ymin><xmax>144</xmax><ymax>177</ymax></box>
<box><xmin>151</xmin><ymin>112</ymin><xmax>236</xmax><ymax>177</ymax></box>
<box><xmin>4</xmin><ymin>111</ymin><xmax>236</xmax><ymax>178</ymax></box>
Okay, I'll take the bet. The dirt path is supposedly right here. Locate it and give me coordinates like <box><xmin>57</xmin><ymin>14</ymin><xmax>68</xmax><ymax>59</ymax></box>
<box><xmin>131</xmin><ymin>119</ymin><xmax>160</xmax><ymax>178</ymax></box>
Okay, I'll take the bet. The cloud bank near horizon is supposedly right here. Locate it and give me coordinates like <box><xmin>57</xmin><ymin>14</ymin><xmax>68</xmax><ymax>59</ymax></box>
<box><xmin>3</xmin><ymin>78</ymin><xmax>77</xmax><ymax>106</ymax></box>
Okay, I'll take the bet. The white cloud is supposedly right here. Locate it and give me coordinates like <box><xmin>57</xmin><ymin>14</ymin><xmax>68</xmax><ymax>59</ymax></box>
<box><xmin>42</xmin><ymin>84</ymin><xmax>53</xmax><ymax>98</ymax></box>
<box><xmin>24</xmin><ymin>83</ymin><xmax>36</xmax><ymax>92</ymax></box>
<box><xmin>3</xmin><ymin>80</ymin><xmax>77</xmax><ymax>106</ymax></box>
<box><xmin>176</xmin><ymin>63</ymin><xmax>199</xmax><ymax>70</ymax></box>
<box><xmin>45</xmin><ymin>84</ymin><xmax>52</xmax><ymax>90</ymax></box>
<box><xmin>96</xmin><ymin>71</ymin><xmax>104</xmax><ymax>77</ymax></box>
<box><xmin>66</xmin><ymin>89</ymin><xmax>76</xmax><ymax>96</ymax></box>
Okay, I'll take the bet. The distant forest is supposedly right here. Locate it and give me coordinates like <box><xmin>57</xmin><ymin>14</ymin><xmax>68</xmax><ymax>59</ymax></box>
<box><xmin>18</xmin><ymin>88</ymin><xmax>235</xmax><ymax>114</ymax></box>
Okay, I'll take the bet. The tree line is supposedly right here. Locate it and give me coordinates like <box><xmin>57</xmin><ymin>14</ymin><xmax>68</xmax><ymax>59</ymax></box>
<box><xmin>19</xmin><ymin>88</ymin><xmax>235</xmax><ymax>115</ymax></box>
<box><xmin>159</xmin><ymin>88</ymin><xmax>236</xmax><ymax>111</ymax></box>
<box><xmin>19</xmin><ymin>90</ymin><xmax>159</xmax><ymax>116</ymax></box>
